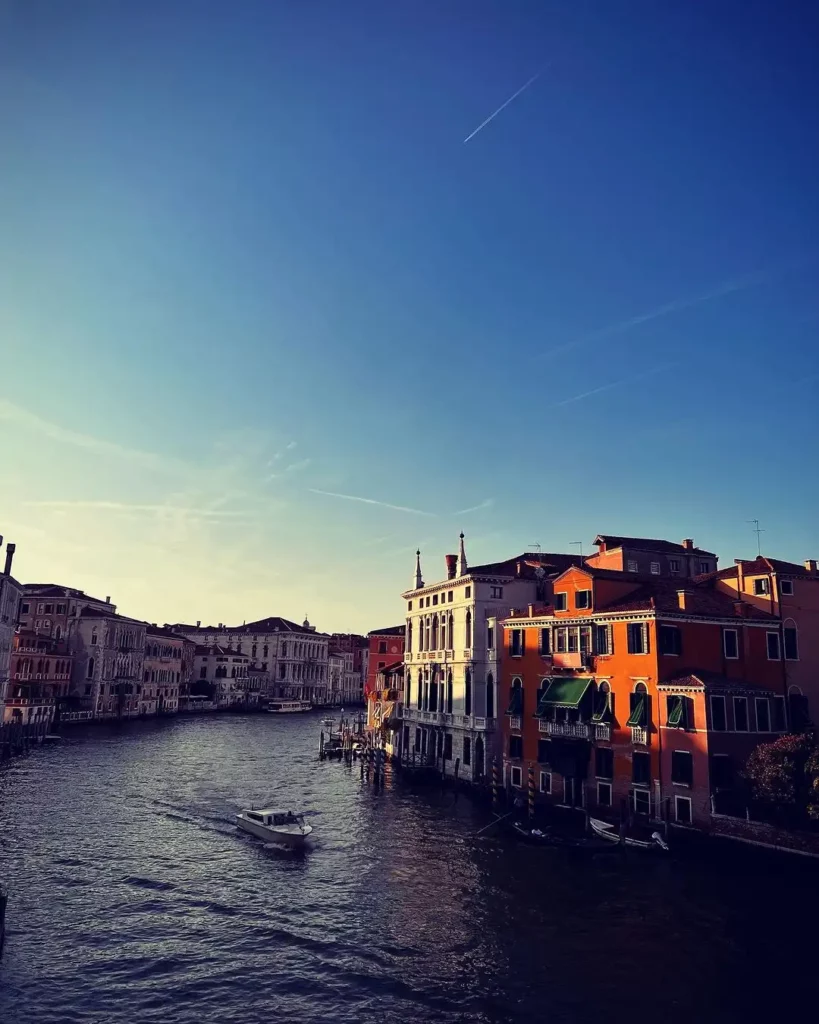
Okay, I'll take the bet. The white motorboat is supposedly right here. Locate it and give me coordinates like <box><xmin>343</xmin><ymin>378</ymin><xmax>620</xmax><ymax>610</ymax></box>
<box><xmin>235</xmin><ymin>807</ymin><xmax>313</xmax><ymax>847</ymax></box>
<box><xmin>266</xmin><ymin>700</ymin><xmax>312</xmax><ymax>713</ymax></box>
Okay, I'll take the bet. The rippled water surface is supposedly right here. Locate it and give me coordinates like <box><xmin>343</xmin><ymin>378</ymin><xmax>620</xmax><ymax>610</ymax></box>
<box><xmin>1</xmin><ymin>714</ymin><xmax>817</xmax><ymax>1023</ymax></box>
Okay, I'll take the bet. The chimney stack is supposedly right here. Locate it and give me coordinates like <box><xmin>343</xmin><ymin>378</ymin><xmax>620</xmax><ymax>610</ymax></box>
<box><xmin>196</xmin><ymin>620</ymin><xmax>201</xmax><ymax>628</ymax></box>
<box><xmin>105</xmin><ymin>596</ymin><xmax>111</xmax><ymax>604</ymax></box>
<box><xmin>733</xmin><ymin>601</ymin><xmax>747</xmax><ymax>618</ymax></box>
<box><xmin>804</xmin><ymin>560</ymin><xmax>818</xmax><ymax>575</ymax></box>
<box><xmin>445</xmin><ymin>554</ymin><xmax>457</xmax><ymax>580</ymax></box>
<box><xmin>682</xmin><ymin>539</ymin><xmax>694</xmax><ymax>551</ymax></box>
<box><xmin>3</xmin><ymin>542</ymin><xmax>15</xmax><ymax>576</ymax></box>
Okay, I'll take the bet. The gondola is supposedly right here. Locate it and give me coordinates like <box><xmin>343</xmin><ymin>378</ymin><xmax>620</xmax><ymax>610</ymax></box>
<box><xmin>588</xmin><ymin>817</ymin><xmax>669</xmax><ymax>851</ymax></box>
<box><xmin>509</xmin><ymin>820</ymin><xmax>615</xmax><ymax>852</ymax></box>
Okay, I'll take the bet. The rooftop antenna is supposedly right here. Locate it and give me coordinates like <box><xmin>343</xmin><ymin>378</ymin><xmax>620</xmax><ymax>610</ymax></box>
<box><xmin>747</xmin><ymin>519</ymin><xmax>765</xmax><ymax>557</ymax></box>
<box><xmin>529</xmin><ymin>542</ymin><xmax>542</xmax><ymax>553</ymax></box>
<box><xmin>571</xmin><ymin>541</ymin><xmax>584</xmax><ymax>560</ymax></box>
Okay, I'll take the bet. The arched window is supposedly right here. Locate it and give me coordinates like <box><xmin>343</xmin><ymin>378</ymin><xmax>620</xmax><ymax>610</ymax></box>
<box><xmin>447</xmin><ymin>669</ymin><xmax>453</xmax><ymax>714</ymax></box>
<box><xmin>405</xmin><ymin>670</ymin><xmax>412</xmax><ymax>707</ymax></box>
<box><xmin>465</xmin><ymin>610</ymin><xmax>472</xmax><ymax>650</ymax></box>
<box><xmin>87</xmin><ymin>657</ymin><xmax>95</xmax><ymax>679</ymax></box>
<box><xmin>431</xmin><ymin>614</ymin><xmax>439</xmax><ymax>651</ymax></box>
<box><xmin>425</xmin><ymin>617</ymin><xmax>432</xmax><ymax>652</ymax></box>
<box><xmin>440</xmin><ymin>615</ymin><xmax>447</xmax><ymax>650</ymax></box>
<box><xmin>55</xmin><ymin>625</ymin><xmax>62</xmax><ymax>640</ymax></box>
<box><xmin>593</xmin><ymin>680</ymin><xmax>612</xmax><ymax>723</ymax></box>
<box><xmin>407</xmin><ymin>621</ymin><xmax>413</xmax><ymax>653</ymax></box>
<box><xmin>465</xmin><ymin>668</ymin><xmax>473</xmax><ymax>716</ymax></box>
<box><xmin>448</xmin><ymin>613</ymin><xmax>454</xmax><ymax>652</ymax></box>
<box><xmin>486</xmin><ymin>672</ymin><xmax>495</xmax><ymax>718</ymax></box>
<box><xmin>507</xmin><ymin>676</ymin><xmax>523</xmax><ymax>715</ymax></box>
<box><xmin>628</xmin><ymin>681</ymin><xmax>648</xmax><ymax>728</ymax></box>
<box><xmin>430</xmin><ymin>667</ymin><xmax>438</xmax><ymax>712</ymax></box>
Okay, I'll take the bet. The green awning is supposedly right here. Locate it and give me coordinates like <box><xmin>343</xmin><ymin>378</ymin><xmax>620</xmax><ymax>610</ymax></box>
<box><xmin>506</xmin><ymin>687</ymin><xmax>523</xmax><ymax>715</ymax></box>
<box><xmin>535</xmin><ymin>677</ymin><xmax>593</xmax><ymax>716</ymax></box>
<box><xmin>591</xmin><ymin>691</ymin><xmax>611</xmax><ymax>723</ymax></box>
<box><xmin>626</xmin><ymin>695</ymin><xmax>646</xmax><ymax>727</ymax></box>
<box><xmin>667</xmin><ymin>695</ymin><xmax>684</xmax><ymax>728</ymax></box>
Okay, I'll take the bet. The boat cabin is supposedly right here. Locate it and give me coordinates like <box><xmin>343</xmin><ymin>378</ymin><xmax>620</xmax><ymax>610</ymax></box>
<box><xmin>244</xmin><ymin>808</ymin><xmax>301</xmax><ymax>827</ymax></box>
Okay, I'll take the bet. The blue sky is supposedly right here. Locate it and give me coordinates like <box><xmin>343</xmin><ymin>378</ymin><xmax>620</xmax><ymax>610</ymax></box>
<box><xmin>2</xmin><ymin>1</ymin><xmax>818</xmax><ymax>631</ymax></box>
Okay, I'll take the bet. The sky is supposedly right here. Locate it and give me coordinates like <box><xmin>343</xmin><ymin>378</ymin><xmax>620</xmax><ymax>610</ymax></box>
<box><xmin>1</xmin><ymin>1</ymin><xmax>818</xmax><ymax>633</ymax></box>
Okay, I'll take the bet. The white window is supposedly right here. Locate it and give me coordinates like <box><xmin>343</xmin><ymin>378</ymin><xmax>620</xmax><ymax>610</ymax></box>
<box><xmin>597</xmin><ymin>781</ymin><xmax>612</xmax><ymax>806</ymax></box>
<box><xmin>575</xmin><ymin>590</ymin><xmax>591</xmax><ymax>609</ymax></box>
<box><xmin>780</xmin><ymin>580</ymin><xmax>793</xmax><ymax>596</ymax></box>
<box><xmin>627</xmin><ymin>560</ymin><xmax>638</xmax><ymax>572</ymax></box>
<box><xmin>539</xmin><ymin>771</ymin><xmax>551</xmax><ymax>794</ymax></box>
<box><xmin>632</xmin><ymin>789</ymin><xmax>651</xmax><ymax>815</ymax></box>
<box><xmin>669</xmin><ymin>558</ymin><xmax>680</xmax><ymax>574</ymax></box>
<box><xmin>650</xmin><ymin>562</ymin><xmax>661</xmax><ymax>575</ymax></box>
<box><xmin>766</xmin><ymin>632</ymin><xmax>781</xmax><ymax>660</ymax></box>
<box><xmin>753</xmin><ymin>578</ymin><xmax>769</xmax><ymax>595</ymax></box>
<box><xmin>723</xmin><ymin>628</ymin><xmax>739</xmax><ymax>660</ymax></box>
<box><xmin>755</xmin><ymin>698</ymin><xmax>771</xmax><ymax>732</ymax></box>
<box><xmin>510</xmin><ymin>766</ymin><xmax>522</xmax><ymax>788</ymax></box>
<box><xmin>554</xmin><ymin>592</ymin><xmax>567</xmax><ymax>611</ymax></box>
<box><xmin>675</xmin><ymin>796</ymin><xmax>692</xmax><ymax>824</ymax></box>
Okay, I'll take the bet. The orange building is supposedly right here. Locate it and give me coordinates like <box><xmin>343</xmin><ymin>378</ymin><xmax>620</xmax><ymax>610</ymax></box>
<box><xmin>500</xmin><ymin>561</ymin><xmax>790</xmax><ymax>830</ymax></box>
<box><xmin>365</xmin><ymin>626</ymin><xmax>405</xmax><ymax>696</ymax></box>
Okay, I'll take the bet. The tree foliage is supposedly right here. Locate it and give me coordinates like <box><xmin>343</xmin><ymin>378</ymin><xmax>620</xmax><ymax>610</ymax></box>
<box><xmin>744</xmin><ymin>732</ymin><xmax>819</xmax><ymax>823</ymax></box>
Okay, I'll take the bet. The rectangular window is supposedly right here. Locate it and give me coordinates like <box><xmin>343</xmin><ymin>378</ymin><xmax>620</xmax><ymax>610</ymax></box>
<box><xmin>698</xmin><ymin>561</ymin><xmax>710</xmax><ymax>574</ymax></box>
<box><xmin>753</xmin><ymin>578</ymin><xmax>769</xmax><ymax>595</ymax></box>
<box><xmin>627</xmin><ymin>623</ymin><xmax>647</xmax><ymax>654</ymax></box>
<box><xmin>539</xmin><ymin>628</ymin><xmax>551</xmax><ymax>655</ymax></box>
<box><xmin>659</xmin><ymin>625</ymin><xmax>682</xmax><ymax>656</ymax></box>
<box><xmin>671</xmin><ymin>750</ymin><xmax>693</xmax><ymax>786</ymax></box>
<box><xmin>595</xmin><ymin>746</ymin><xmax>613</xmax><ymax>779</ymax></box>
<box><xmin>710</xmin><ymin>754</ymin><xmax>733</xmax><ymax>789</ymax></box>
<box><xmin>490</xmin><ymin>586</ymin><xmax>504</xmax><ymax>599</ymax></box>
<box><xmin>723</xmin><ymin>629</ymin><xmax>739</xmax><ymax>660</ymax></box>
<box><xmin>37</xmin><ymin>603</ymin><xmax>44</xmax><ymax>613</ymax></box>
<box><xmin>465</xmin><ymin>587</ymin><xmax>471</xmax><ymax>599</ymax></box>
<box><xmin>733</xmin><ymin>696</ymin><xmax>749</xmax><ymax>732</ymax></box>
<box><xmin>448</xmin><ymin>591</ymin><xmax>453</xmax><ymax>603</ymax></box>
<box><xmin>444</xmin><ymin>734</ymin><xmax>452</xmax><ymax>760</ymax></box>
<box><xmin>627</xmin><ymin>559</ymin><xmax>638</xmax><ymax>572</ymax></box>
<box><xmin>773</xmin><ymin>696</ymin><xmax>787</xmax><ymax>731</ymax></box>
<box><xmin>463</xmin><ymin>738</ymin><xmax>471</xmax><ymax>766</ymax></box>
<box><xmin>755</xmin><ymin>698</ymin><xmax>771</xmax><ymax>732</ymax></box>
<box><xmin>669</xmin><ymin>559</ymin><xmax>680</xmax><ymax>574</ymax></box>
<box><xmin>575</xmin><ymin>590</ymin><xmax>591</xmax><ymax>609</ymax></box>
<box><xmin>595</xmin><ymin>624</ymin><xmax>610</xmax><ymax>655</ymax></box>
<box><xmin>650</xmin><ymin>562</ymin><xmax>661</xmax><ymax>575</ymax></box>
<box><xmin>378</xmin><ymin>641</ymin><xmax>387</xmax><ymax>654</ymax></box>
<box><xmin>567</xmin><ymin>630</ymin><xmax>579</xmax><ymax>653</ymax></box>
<box><xmin>784</xmin><ymin>627</ymin><xmax>798</xmax><ymax>661</ymax></box>
<box><xmin>675</xmin><ymin>796</ymin><xmax>692</xmax><ymax>824</ymax></box>
<box><xmin>554</xmin><ymin>592</ymin><xmax>567</xmax><ymax>611</ymax></box>
<box><xmin>556</xmin><ymin>629</ymin><xmax>567</xmax><ymax>653</ymax></box>
<box><xmin>510</xmin><ymin>766</ymin><xmax>522</xmax><ymax>788</ymax></box>
<box><xmin>540</xmin><ymin>771</ymin><xmax>551</xmax><ymax>794</ymax></box>
<box><xmin>44</xmin><ymin>603</ymin><xmax>53</xmax><ymax>614</ymax></box>
<box><xmin>597</xmin><ymin>782</ymin><xmax>612</xmax><ymax>807</ymax></box>
<box><xmin>509</xmin><ymin>735</ymin><xmax>523</xmax><ymax>759</ymax></box>
<box><xmin>57</xmin><ymin>603</ymin><xmax>66</xmax><ymax>613</ymax></box>
<box><xmin>780</xmin><ymin>580</ymin><xmax>793</xmax><ymax>596</ymax></box>
<box><xmin>408</xmin><ymin>601</ymin><xmax>413</xmax><ymax>611</ymax></box>
<box><xmin>766</xmin><ymin>632</ymin><xmax>781</xmax><ymax>660</ymax></box>
<box><xmin>486</xmin><ymin>624</ymin><xmax>494</xmax><ymax>650</ymax></box>
<box><xmin>377</xmin><ymin>661</ymin><xmax>385</xmax><ymax>671</ymax></box>
<box><xmin>21</xmin><ymin>602</ymin><xmax>30</xmax><ymax>614</ymax></box>
<box><xmin>432</xmin><ymin>593</ymin><xmax>438</xmax><ymax>605</ymax></box>
<box><xmin>632</xmin><ymin>789</ymin><xmax>651</xmax><ymax>815</ymax></box>
<box><xmin>710</xmin><ymin>695</ymin><xmax>727</xmax><ymax>731</ymax></box>
<box><xmin>632</xmin><ymin>751</ymin><xmax>651</xmax><ymax>786</ymax></box>
<box><xmin>510</xmin><ymin>629</ymin><xmax>524</xmax><ymax>657</ymax></box>
<box><xmin>537</xmin><ymin>738</ymin><xmax>551</xmax><ymax>764</ymax></box>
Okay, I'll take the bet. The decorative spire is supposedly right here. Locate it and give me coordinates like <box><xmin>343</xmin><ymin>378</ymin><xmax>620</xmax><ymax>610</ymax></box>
<box><xmin>414</xmin><ymin>549</ymin><xmax>424</xmax><ymax>590</ymax></box>
<box><xmin>457</xmin><ymin>532</ymin><xmax>468</xmax><ymax>577</ymax></box>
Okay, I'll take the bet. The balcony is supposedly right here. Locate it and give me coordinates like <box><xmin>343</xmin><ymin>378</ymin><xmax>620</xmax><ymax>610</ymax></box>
<box><xmin>594</xmin><ymin>723</ymin><xmax>611</xmax><ymax>742</ymax></box>
<box><xmin>509</xmin><ymin>715</ymin><xmax>522</xmax><ymax>731</ymax></box>
<box><xmin>538</xmin><ymin>720</ymin><xmax>590</xmax><ymax>739</ymax></box>
<box><xmin>552</xmin><ymin>651</ymin><xmax>583</xmax><ymax>670</ymax></box>
<box><xmin>4</xmin><ymin>696</ymin><xmax>56</xmax><ymax>707</ymax></box>
<box><xmin>630</xmin><ymin>726</ymin><xmax>649</xmax><ymax>746</ymax></box>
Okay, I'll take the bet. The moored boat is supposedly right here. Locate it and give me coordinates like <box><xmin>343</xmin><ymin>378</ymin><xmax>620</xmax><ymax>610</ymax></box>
<box><xmin>589</xmin><ymin>817</ymin><xmax>669</xmax><ymax>851</ymax></box>
<box><xmin>235</xmin><ymin>807</ymin><xmax>313</xmax><ymax>847</ymax></box>
<box><xmin>266</xmin><ymin>700</ymin><xmax>312</xmax><ymax>714</ymax></box>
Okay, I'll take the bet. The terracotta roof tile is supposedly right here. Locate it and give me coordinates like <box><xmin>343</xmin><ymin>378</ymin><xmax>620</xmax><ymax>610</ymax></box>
<box><xmin>595</xmin><ymin>535</ymin><xmax>716</xmax><ymax>556</ymax></box>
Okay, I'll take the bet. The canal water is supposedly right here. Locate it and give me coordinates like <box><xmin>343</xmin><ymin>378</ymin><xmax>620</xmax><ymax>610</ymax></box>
<box><xmin>0</xmin><ymin>714</ymin><xmax>816</xmax><ymax>1024</ymax></box>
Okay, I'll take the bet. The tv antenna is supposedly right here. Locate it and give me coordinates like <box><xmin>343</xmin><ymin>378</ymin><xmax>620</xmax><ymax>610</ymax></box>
<box><xmin>529</xmin><ymin>542</ymin><xmax>542</xmax><ymax>553</ymax></box>
<box><xmin>747</xmin><ymin>519</ymin><xmax>765</xmax><ymax>556</ymax></box>
<box><xmin>571</xmin><ymin>541</ymin><xmax>584</xmax><ymax>559</ymax></box>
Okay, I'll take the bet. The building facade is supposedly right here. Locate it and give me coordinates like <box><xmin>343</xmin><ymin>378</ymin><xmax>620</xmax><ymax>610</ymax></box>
<box><xmin>586</xmin><ymin>536</ymin><xmax>718</xmax><ymax>579</ymax></box>
<box><xmin>142</xmin><ymin>626</ymin><xmax>189</xmax><ymax>716</ymax></box>
<box><xmin>500</xmin><ymin>561</ymin><xmax>791</xmax><ymax>829</ymax></box>
<box><xmin>193</xmin><ymin>645</ymin><xmax>251</xmax><ymax>707</ymax></box>
<box><xmin>366</xmin><ymin>626</ymin><xmax>406</xmax><ymax>695</ymax></box>
<box><xmin>401</xmin><ymin>536</ymin><xmax>581</xmax><ymax>785</ymax></box>
<box><xmin>18</xmin><ymin>584</ymin><xmax>116</xmax><ymax>641</ymax></box>
<box><xmin>69</xmin><ymin>610</ymin><xmax>147</xmax><ymax>719</ymax></box>
<box><xmin>0</xmin><ymin>540</ymin><xmax>22</xmax><ymax>710</ymax></box>
<box><xmin>5</xmin><ymin>629</ymin><xmax>73</xmax><ymax>727</ymax></box>
<box><xmin>171</xmin><ymin>616</ymin><xmax>329</xmax><ymax>703</ymax></box>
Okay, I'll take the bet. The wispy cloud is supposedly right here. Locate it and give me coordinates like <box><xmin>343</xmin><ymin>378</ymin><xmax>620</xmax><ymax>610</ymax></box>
<box><xmin>0</xmin><ymin>398</ymin><xmax>185</xmax><ymax>474</ymax></box>
<box><xmin>463</xmin><ymin>70</ymin><xmax>544</xmax><ymax>144</ymax></box>
<box><xmin>308</xmin><ymin>488</ymin><xmax>435</xmax><ymax>517</ymax></box>
<box><xmin>453</xmin><ymin>498</ymin><xmax>494</xmax><ymax>516</ymax></box>
<box><xmin>286</xmin><ymin>441</ymin><xmax>297</xmax><ymax>450</ymax></box>
<box><xmin>283</xmin><ymin>458</ymin><xmax>312</xmax><ymax>473</ymax></box>
<box><xmin>553</xmin><ymin>363</ymin><xmax>677</xmax><ymax>408</ymax></box>
<box><xmin>25</xmin><ymin>500</ymin><xmax>251</xmax><ymax>519</ymax></box>
<box><xmin>544</xmin><ymin>272</ymin><xmax>768</xmax><ymax>359</ymax></box>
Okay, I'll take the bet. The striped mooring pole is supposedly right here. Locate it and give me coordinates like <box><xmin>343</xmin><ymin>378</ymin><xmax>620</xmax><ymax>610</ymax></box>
<box><xmin>491</xmin><ymin>758</ymin><xmax>499</xmax><ymax>808</ymax></box>
<box><xmin>528</xmin><ymin>763</ymin><xmax>536</xmax><ymax>818</ymax></box>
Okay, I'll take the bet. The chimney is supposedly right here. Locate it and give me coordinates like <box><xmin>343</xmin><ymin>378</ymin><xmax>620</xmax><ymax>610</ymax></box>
<box><xmin>445</xmin><ymin>554</ymin><xmax>457</xmax><ymax>580</ymax></box>
<box><xmin>528</xmin><ymin>603</ymin><xmax>535</xmax><ymax>617</ymax></box>
<box><xmin>457</xmin><ymin>532</ymin><xmax>468</xmax><ymax>577</ymax></box>
<box><xmin>3</xmin><ymin>542</ymin><xmax>15</xmax><ymax>576</ymax></box>
<box><xmin>105</xmin><ymin>596</ymin><xmax>111</xmax><ymax>604</ymax></box>
<box><xmin>804</xmin><ymin>560</ymin><xmax>818</xmax><ymax>575</ymax></box>
<box><xmin>677</xmin><ymin>590</ymin><xmax>690</xmax><ymax>610</ymax></box>
<box><xmin>682</xmin><ymin>539</ymin><xmax>694</xmax><ymax>551</ymax></box>
<box><xmin>196</xmin><ymin>620</ymin><xmax>201</xmax><ymax>628</ymax></box>
<box><xmin>734</xmin><ymin>601</ymin><xmax>747</xmax><ymax>618</ymax></box>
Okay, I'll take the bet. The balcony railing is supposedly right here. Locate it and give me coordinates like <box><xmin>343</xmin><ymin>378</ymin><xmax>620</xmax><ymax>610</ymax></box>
<box><xmin>631</xmin><ymin>726</ymin><xmax>649</xmax><ymax>746</ymax></box>
<box><xmin>4</xmin><ymin>697</ymin><xmax>56</xmax><ymax>707</ymax></box>
<box><xmin>509</xmin><ymin>715</ymin><xmax>522</xmax><ymax>731</ymax></box>
<box><xmin>594</xmin><ymin>723</ymin><xmax>611</xmax><ymax>741</ymax></box>
<box><xmin>538</xmin><ymin>720</ymin><xmax>590</xmax><ymax>739</ymax></box>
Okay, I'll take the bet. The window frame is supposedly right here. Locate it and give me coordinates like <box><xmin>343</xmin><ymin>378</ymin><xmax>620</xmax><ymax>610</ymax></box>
<box><xmin>675</xmin><ymin>795</ymin><xmax>693</xmax><ymax>824</ymax></box>
<box><xmin>784</xmin><ymin>626</ymin><xmax>799</xmax><ymax>661</ymax></box>
<box><xmin>659</xmin><ymin>624</ymin><xmax>682</xmax><ymax>657</ymax></box>
<box><xmin>766</xmin><ymin>631</ymin><xmax>781</xmax><ymax>661</ymax></box>
<box><xmin>539</xmin><ymin>771</ymin><xmax>551</xmax><ymax>794</ymax></box>
<box><xmin>753</xmin><ymin>577</ymin><xmax>769</xmax><ymax>595</ymax></box>
<box><xmin>723</xmin><ymin>628</ymin><xmax>739</xmax><ymax>660</ymax></box>
<box><xmin>780</xmin><ymin>579</ymin><xmax>794</xmax><ymax>596</ymax></box>
<box><xmin>627</xmin><ymin>559</ymin><xmax>639</xmax><ymax>572</ymax></box>
<box><xmin>554</xmin><ymin>592</ymin><xmax>568</xmax><ymax>612</ymax></box>
<box><xmin>733</xmin><ymin>696</ymin><xmax>749</xmax><ymax>732</ymax></box>
<box><xmin>597</xmin><ymin>781</ymin><xmax>612</xmax><ymax>807</ymax></box>
<box><xmin>627</xmin><ymin>622</ymin><xmax>648</xmax><ymax>655</ymax></box>
<box><xmin>510</xmin><ymin>765</ymin><xmax>523</xmax><ymax>788</ymax></box>
<box><xmin>755</xmin><ymin>697</ymin><xmax>771</xmax><ymax>733</ymax></box>
<box><xmin>575</xmin><ymin>589</ymin><xmax>592</xmax><ymax>610</ymax></box>
<box><xmin>632</xmin><ymin>750</ymin><xmax>651</xmax><ymax>786</ymax></box>
<box><xmin>669</xmin><ymin>558</ymin><xmax>680</xmax><ymax>574</ymax></box>
<box><xmin>710</xmin><ymin>694</ymin><xmax>727</xmax><ymax>732</ymax></box>
<box><xmin>671</xmin><ymin>749</ymin><xmax>693</xmax><ymax>787</ymax></box>
<box><xmin>632</xmin><ymin>788</ymin><xmax>651</xmax><ymax>815</ymax></box>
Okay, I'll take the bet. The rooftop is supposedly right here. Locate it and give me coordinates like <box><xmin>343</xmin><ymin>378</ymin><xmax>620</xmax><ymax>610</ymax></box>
<box><xmin>368</xmin><ymin>625</ymin><xmax>406</xmax><ymax>637</ymax></box>
<box><xmin>594</xmin><ymin>535</ymin><xmax>716</xmax><ymax>556</ymax></box>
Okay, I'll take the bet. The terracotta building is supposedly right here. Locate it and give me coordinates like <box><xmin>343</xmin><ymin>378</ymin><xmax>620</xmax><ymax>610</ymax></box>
<box><xmin>585</xmin><ymin>536</ymin><xmax>718</xmax><ymax>579</ymax></box>
<box><xmin>18</xmin><ymin>584</ymin><xmax>116</xmax><ymax>641</ymax></box>
<box><xmin>500</xmin><ymin>557</ymin><xmax>791</xmax><ymax>830</ymax></box>
<box><xmin>366</xmin><ymin>625</ymin><xmax>405</xmax><ymax>695</ymax></box>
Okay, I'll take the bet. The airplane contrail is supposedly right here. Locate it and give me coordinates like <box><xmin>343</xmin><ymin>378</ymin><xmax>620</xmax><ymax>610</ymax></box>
<box><xmin>308</xmin><ymin>488</ymin><xmax>436</xmax><ymax>517</ymax></box>
<box><xmin>463</xmin><ymin>70</ymin><xmax>543</xmax><ymax>144</ymax></box>
<box><xmin>552</xmin><ymin>362</ymin><xmax>678</xmax><ymax>408</ymax></box>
